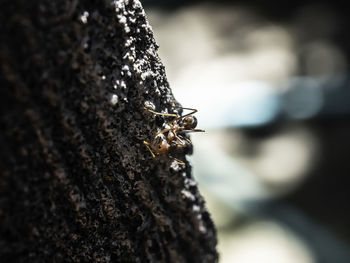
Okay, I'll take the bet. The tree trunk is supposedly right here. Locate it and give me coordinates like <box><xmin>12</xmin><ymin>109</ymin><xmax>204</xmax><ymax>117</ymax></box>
<box><xmin>0</xmin><ymin>0</ymin><xmax>218</xmax><ymax>262</ymax></box>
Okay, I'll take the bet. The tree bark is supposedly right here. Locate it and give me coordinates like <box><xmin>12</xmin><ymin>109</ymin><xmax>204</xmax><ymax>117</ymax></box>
<box><xmin>0</xmin><ymin>0</ymin><xmax>218</xmax><ymax>262</ymax></box>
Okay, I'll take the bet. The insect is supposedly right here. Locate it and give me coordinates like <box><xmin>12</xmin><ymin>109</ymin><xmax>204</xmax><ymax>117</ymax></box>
<box><xmin>143</xmin><ymin>106</ymin><xmax>204</xmax><ymax>165</ymax></box>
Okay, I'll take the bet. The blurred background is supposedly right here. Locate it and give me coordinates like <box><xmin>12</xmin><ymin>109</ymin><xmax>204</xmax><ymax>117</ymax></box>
<box><xmin>143</xmin><ymin>0</ymin><xmax>350</xmax><ymax>262</ymax></box>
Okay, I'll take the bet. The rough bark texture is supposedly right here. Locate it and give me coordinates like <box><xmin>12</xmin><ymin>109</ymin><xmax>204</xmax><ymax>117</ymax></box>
<box><xmin>0</xmin><ymin>0</ymin><xmax>218</xmax><ymax>262</ymax></box>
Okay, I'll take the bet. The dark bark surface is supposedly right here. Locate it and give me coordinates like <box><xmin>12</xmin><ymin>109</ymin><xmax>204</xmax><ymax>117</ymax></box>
<box><xmin>0</xmin><ymin>0</ymin><xmax>218</xmax><ymax>262</ymax></box>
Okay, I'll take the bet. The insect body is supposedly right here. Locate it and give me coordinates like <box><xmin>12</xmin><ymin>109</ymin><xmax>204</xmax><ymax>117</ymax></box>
<box><xmin>143</xmin><ymin>107</ymin><xmax>204</xmax><ymax>165</ymax></box>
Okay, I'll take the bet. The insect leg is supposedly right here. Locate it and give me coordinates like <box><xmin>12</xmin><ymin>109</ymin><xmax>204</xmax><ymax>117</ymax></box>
<box><xmin>180</xmin><ymin>129</ymin><xmax>205</xmax><ymax>133</ymax></box>
<box><xmin>143</xmin><ymin>141</ymin><xmax>156</xmax><ymax>158</ymax></box>
<box><xmin>181</xmin><ymin>136</ymin><xmax>192</xmax><ymax>145</ymax></box>
<box><xmin>169</xmin><ymin>156</ymin><xmax>186</xmax><ymax>166</ymax></box>
<box><xmin>169</xmin><ymin>108</ymin><xmax>198</xmax><ymax>126</ymax></box>
<box><xmin>174</xmin><ymin>134</ymin><xmax>188</xmax><ymax>147</ymax></box>
<box><xmin>144</xmin><ymin>107</ymin><xmax>178</xmax><ymax>128</ymax></box>
<box><xmin>143</xmin><ymin>107</ymin><xmax>178</xmax><ymax>118</ymax></box>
